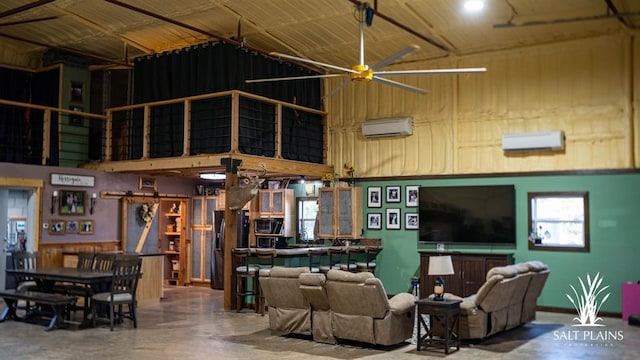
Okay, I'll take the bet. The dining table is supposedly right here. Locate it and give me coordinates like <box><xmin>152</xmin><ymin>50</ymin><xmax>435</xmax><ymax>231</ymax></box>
<box><xmin>5</xmin><ymin>267</ymin><xmax>113</xmax><ymax>328</ymax></box>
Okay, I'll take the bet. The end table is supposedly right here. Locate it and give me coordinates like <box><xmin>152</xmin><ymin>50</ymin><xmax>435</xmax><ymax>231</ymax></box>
<box><xmin>415</xmin><ymin>298</ymin><xmax>461</xmax><ymax>354</ymax></box>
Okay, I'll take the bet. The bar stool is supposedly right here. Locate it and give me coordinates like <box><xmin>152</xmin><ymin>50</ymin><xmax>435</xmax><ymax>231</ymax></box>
<box><xmin>319</xmin><ymin>247</ymin><xmax>343</xmax><ymax>274</ymax></box>
<box><xmin>338</xmin><ymin>246</ymin><xmax>364</xmax><ymax>273</ymax></box>
<box><xmin>232</xmin><ymin>248</ymin><xmax>258</xmax><ymax>313</ymax></box>
<box><xmin>357</xmin><ymin>246</ymin><xmax>382</xmax><ymax>274</ymax></box>
<box><xmin>307</xmin><ymin>248</ymin><xmax>324</xmax><ymax>273</ymax></box>
<box><xmin>254</xmin><ymin>249</ymin><xmax>277</xmax><ymax>315</ymax></box>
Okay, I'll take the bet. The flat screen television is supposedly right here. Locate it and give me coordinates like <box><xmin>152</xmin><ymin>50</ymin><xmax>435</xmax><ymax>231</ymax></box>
<box><xmin>418</xmin><ymin>185</ymin><xmax>516</xmax><ymax>245</ymax></box>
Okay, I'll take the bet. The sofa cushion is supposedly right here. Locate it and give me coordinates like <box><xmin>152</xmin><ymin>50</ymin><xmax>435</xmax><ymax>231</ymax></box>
<box><xmin>486</xmin><ymin>265</ymin><xmax>518</xmax><ymax>280</ymax></box>
<box><xmin>514</xmin><ymin>262</ymin><xmax>531</xmax><ymax>274</ymax></box>
<box><xmin>526</xmin><ymin>261</ymin><xmax>548</xmax><ymax>272</ymax></box>
<box><xmin>475</xmin><ymin>274</ymin><xmax>504</xmax><ymax>304</ymax></box>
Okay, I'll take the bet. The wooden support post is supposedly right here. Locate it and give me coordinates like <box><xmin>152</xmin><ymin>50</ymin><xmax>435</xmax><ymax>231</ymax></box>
<box><xmin>222</xmin><ymin>158</ymin><xmax>242</xmax><ymax>311</ymax></box>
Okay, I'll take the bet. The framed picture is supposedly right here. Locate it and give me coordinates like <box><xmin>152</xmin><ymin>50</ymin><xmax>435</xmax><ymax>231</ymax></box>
<box><xmin>367</xmin><ymin>186</ymin><xmax>382</xmax><ymax>207</ymax></box>
<box><xmin>386</xmin><ymin>208</ymin><xmax>401</xmax><ymax>230</ymax></box>
<box><xmin>79</xmin><ymin>220</ymin><xmax>94</xmax><ymax>235</ymax></box>
<box><xmin>386</xmin><ymin>186</ymin><xmax>401</xmax><ymax>203</ymax></box>
<box><xmin>139</xmin><ymin>177</ymin><xmax>157</xmax><ymax>191</ymax></box>
<box><xmin>66</xmin><ymin>220</ymin><xmax>79</xmax><ymax>234</ymax></box>
<box><xmin>59</xmin><ymin>190</ymin><xmax>86</xmax><ymax>215</ymax></box>
<box><xmin>405</xmin><ymin>213</ymin><xmax>419</xmax><ymax>230</ymax></box>
<box><xmin>70</xmin><ymin>81</ymin><xmax>84</xmax><ymax>103</ymax></box>
<box><xmin>367</xmin><ymin>213</ymin><xmax>382</xmax><ymax>230</ymax></box>
<box><xmin>406</xmin><ymin>185</ymin><xmax>419</xmax><ymax>207</ymax></box>
<box><xmin>48</xmin><ymin>220</ymin><xmax>66</xmax><ymax>235</ymax></box>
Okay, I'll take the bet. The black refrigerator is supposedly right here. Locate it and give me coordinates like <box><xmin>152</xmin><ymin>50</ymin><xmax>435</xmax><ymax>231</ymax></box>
<box><xmin>210</xmin><ymin>210</ymin><xmax>249</xmax><ymax>289</ymax></box>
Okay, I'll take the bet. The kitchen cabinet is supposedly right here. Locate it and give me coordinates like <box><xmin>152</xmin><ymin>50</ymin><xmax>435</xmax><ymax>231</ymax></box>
<box><xmin>318</xmin><ymin>187</ymin><xmax>362</xmax><ymax>239</ymax></box>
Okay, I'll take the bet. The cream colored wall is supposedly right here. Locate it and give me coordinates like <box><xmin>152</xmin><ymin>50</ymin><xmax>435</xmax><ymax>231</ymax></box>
<box><xmin>325</xmin><ymin>33</ymin><xmax>638</xmax><ymax>178</ymax></box>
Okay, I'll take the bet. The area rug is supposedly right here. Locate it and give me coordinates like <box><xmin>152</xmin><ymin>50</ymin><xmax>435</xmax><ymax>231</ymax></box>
<box><xmin>464</xmin><ymin>322</ymin><xmax>563</xmax><ymax>353</ymax></box>
<box><xmin>221</xmin><ymin>328</ymin><xmax>406</xmax><ymax>359</ymax></box>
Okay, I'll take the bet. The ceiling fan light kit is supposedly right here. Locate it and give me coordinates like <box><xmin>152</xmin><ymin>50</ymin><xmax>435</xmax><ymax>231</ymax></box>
<box><xmin>246</xmin><ymin>3</ymin><xmax>486</xmax><ymax>97</ymax></box>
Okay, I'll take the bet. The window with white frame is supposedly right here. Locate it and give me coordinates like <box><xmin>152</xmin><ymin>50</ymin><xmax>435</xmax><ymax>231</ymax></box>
<box><xmin>296</xmin><ymin>196</ymin><xmax>319</xmax><ymax>244</ymax></box>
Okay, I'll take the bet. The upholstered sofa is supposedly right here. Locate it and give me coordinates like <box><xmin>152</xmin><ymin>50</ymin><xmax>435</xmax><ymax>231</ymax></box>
<box><xmin>435</xmin><ymin>261</ymin><xmax>550</xmax><ymax>340</ymax></box>
<box><xmin>258</xmin><ymin>267</ymin><xmax>311</xmax><ymax>336</ymax></box>
<box><xmin>262</xmin><ymin>267</ymin><xmax>415</xmax><ymax>346</ymax></box>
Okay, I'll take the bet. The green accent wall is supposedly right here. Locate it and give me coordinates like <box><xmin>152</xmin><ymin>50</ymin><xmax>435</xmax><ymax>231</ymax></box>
<box><xmin>357</xmin><ymin>172</ymin><xmax>639</xmax><ymax>313</ymax></box>
<box><xmin>60</xmin><ymin>65</ymin><xmax>91</xmax><ymax>167</ymax></box>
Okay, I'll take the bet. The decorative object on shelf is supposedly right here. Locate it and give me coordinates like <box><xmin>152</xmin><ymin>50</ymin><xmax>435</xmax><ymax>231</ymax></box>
<box><xmin>170</xmin><ymin>203</ymin><xmax>179</xmax><ymax>213</ymax></box>
<box><xmin>386</xmin><ymin>208</ymin><xmax>401</xmax><ymax>230</ymax></box>
<box><xmin>344</xmin><ymin>163</ymin><xmax>355</xmax><ymax>186</ymax></box>
<box><xmin>428</xmin><ymin>255</ymin><xmax>455</xmax><ymax>301</ymax></box>
<box><xmin>59</xmin><ymin>190</ymin><xmax>86</xmax><ymax>215</ymax></box>
<box><xmin>321</xmin><ymin>172</ymin><xmax>335</xmax><ymax>187</ymax></box>
<box><xmin>139</xmin><ymin>203</ymin><xmax>155</xmax><ymax>224</ymax></box>
<box><xmin>405</xmin><ymin>185</ymin><xmax>419</xmax><ymax>207</ymax></box>
<box><xmin>367</xmin><ymin>186</ymin><xmax>382</xmax><ymax>207</ymax></box>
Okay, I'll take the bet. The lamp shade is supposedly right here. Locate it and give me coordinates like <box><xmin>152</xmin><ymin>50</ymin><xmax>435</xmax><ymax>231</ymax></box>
<box><xmin>427</xmin><ymin>255</ymin><xmax>455</xmax><ymax>276</ymax></box>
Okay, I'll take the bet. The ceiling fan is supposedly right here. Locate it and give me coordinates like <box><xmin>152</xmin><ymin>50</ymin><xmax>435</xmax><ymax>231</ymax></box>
<box><xmin>246</xmin><ymin>4</ymin><xmax>486</xmax><ymax>97</ymax></box>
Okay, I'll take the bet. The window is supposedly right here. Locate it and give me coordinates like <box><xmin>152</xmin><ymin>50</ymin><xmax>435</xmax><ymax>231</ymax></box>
<box><xmin>528</xmin><ymin>192</ymin><xmax>589</xmax><ymax>252</ymax></box>
<box><xmin>296</xmin><ymin>196</ymin><xmax>320</xmax><ymax>244</ymax></box>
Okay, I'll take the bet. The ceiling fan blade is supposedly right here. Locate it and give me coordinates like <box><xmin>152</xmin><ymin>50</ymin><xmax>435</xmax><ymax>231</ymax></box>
<box><xmin>373</xmin><ymin>76</ymin><xmax>429</xmax><ymax>95</ymax></box>
<box><xmin>246</xmin><ymin>73</ymin><xmax>346</xmax><ymax>84</ymax></box>
<box><xmin>372</xmin><ymin>45</ymin><xmax>420</xmax><ymax>70</ymax></box>
<box><xmin>0</xmin><ymin>15</ymin><xmax>58</xmax><ymax>27</ymax></box>
<box><xmin>323</xmin><ymin>78</ymin><xmax>352</xmax><ymax>99</ymax></box>
<box><xmin>269</xmin><ymin>52</ymin><xmax>358</xmax><ymax>74</ymax></box>
<box><xmin>376</xmin><ymin>67</ymin><xmax>487</xmax><ymax>76</ymax></box>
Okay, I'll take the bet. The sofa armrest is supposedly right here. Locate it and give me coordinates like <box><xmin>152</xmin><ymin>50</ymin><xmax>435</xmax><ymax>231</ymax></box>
<box><xmin>388</xmin><ymin>292</ymin><xmax>415</xmax><ymax>313</ymax></box>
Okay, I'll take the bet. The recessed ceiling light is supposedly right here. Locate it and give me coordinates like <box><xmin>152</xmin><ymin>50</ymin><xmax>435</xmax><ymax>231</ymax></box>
<box><xmin>464</xmin><ymin>0</ymin><xmax>485</xmax><ymax>12</ymax></box>
<box><xmin>200</xmin><ymin>173</ymin><xmax>226</xmax><ymax>180</ymax></box>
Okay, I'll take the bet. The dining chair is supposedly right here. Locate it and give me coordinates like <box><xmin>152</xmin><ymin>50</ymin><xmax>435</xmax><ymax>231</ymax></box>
<box><xmin>61</xmin><ymin>252</ymin><xmax>96</xmax><ymax>320</ymax></box>
<box><xmin>91</xmin><ymin>255</ymin><xmax>142</xmax><ymax>331</ymax></box>
<box><xmin>93</xmin><ymin>253</ymin><xmax>116</xmax><ymax>271</ymax></box>
<box><xmin>11</xmin><ymin>251</ymin><xmax>40</xmax><ymax>315</ymax></box>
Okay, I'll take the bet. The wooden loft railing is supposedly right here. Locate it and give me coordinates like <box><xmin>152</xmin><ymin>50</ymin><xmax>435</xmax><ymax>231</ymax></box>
<box><xmin>95</xmin><ymin>89</ymin><xmax>331</xmax><ymax>178</ymax></box>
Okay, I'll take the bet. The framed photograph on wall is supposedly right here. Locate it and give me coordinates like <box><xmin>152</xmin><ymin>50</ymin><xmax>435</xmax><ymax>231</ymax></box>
<box><xmin>405</xmin><ymin>213</ymin><xmax>419</xmax><ymax>230</ymax></box>
<box><xmin>48</xmin><ymin>220</ymin><xmax>66</xmax><ymax>235</ymax></box>
<box><xmin>79</xmin><ymin>220</ymin><xmax>94</xmax><ymax>235</ymax></box>
<box><xmin>386</xmin><ymin>186</ymin><xmax>401</xmax><ymax>203</ymax></box>
<box><xmin>139</xmin><ymin>177</ymin><xmax>157</xmax><ymax>191</ymax></box>
<box><xmin>70</xmin><ymin>81</ymin><xmax>84</xmax><ymax>103</ymax></box>
<box><xmin>367</xmin><ymin>186</ymin><xmax>382</xmax><ymax>208</ymax></box>
<box><xmin>59</xmin><ymin>190</ymin><xmax>86</xmax><ymax>215</ymax></box>
<box><xmin>69</xmin><ymin>106</ymin><xmax>83</xmax><ymax>126</ymax></box>
<box><xmin>367</xmin><ymin>213</ymin><xmax>382</xmax><ymax>230</ymax></box>
<box><xmin>406</xmin><ymin>185</ymin><xmax>419</xmax><ymax>207</ymax></box>
<box><xmin>66</xmin><ymin>220</ymin><xmax>79</xmax><ymax>234</ymax></box>
<box><xmin>386</xmin><ymin>208</ymin><xmax>401</xmax><ymax>230</ymax></box>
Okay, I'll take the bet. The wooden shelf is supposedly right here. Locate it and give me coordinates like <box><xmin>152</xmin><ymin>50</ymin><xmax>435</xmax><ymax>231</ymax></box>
<box><xmin>165</xmin><ymin>231</ymin><xmax>181</xmax><ymax>236</ymax></box>
<box><xmin>166</xmin><ymin>213</ymin><xmax>181</xmax><ymax>217</ymax></box>
<box><xmin>165</xmin><ymin>250</ymin><xmax>180</xmax><ymax>255</ymax></box>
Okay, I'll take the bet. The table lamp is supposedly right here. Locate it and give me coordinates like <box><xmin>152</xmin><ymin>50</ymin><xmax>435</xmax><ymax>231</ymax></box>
<box><xmin>428</xmin><ymin>255</ymin><xmax>454</xmax><ymax>301</ymax></box>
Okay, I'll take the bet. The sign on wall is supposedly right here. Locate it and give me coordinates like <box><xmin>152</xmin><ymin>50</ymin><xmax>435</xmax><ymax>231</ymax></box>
<box><xmin>50</xmin><ymin>173</ymin><xmax>95</xmax><ymax>187</ymax></box>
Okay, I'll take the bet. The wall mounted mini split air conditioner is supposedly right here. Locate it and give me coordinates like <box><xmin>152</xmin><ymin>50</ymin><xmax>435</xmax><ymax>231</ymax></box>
<box><xmin>362</xmin><ymin>117</ymin><xmax>413</xmax><ymax>138</ymax></box>
<box><xmin>502</xmin><ymin>131</ymin><xmax>565</xmax><ymax>152</ymax></box>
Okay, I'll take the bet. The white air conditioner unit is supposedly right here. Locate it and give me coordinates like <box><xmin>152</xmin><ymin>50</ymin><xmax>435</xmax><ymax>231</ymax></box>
<box><xmin>502</xmin><ymin>131</ymin><xmax>565</xmax><ymax>152</ymax></box>
<box><xmin>362</xmin><ymin>117</ymin><xmax>413</xmax><ymax>138</ymax></box>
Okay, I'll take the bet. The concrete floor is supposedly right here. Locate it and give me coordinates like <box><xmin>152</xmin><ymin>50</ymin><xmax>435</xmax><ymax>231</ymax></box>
<box><xmin>0</xmin><ymin>286</ymin><xmax>638</xmax><ymax>360</ymax></box>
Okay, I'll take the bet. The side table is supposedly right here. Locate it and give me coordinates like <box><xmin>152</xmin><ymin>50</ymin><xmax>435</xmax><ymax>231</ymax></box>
<box><xmin>415</xmin><ymin>298</ymin><xmax>461</xmax><ymax>354</ymax></box>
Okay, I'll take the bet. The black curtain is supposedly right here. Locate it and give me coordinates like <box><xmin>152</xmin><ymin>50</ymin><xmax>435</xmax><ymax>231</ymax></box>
<box><xmin>133</xmin><ymin>42</ymin><xmax>324</xmax><ymax>163</ymax></box>
<box><xmin>0</xmin><ymin>67</ymin><xmax>59</xmax><ymax>165</ymax></box>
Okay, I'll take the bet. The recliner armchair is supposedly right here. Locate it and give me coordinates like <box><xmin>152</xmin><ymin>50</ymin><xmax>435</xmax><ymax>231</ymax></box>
<box><xmin>258</xmin><ymin>267</ymin><xmax>311</xmax><ymax>336</ymax></box>
<box><xmin>324</xmin><ymin>269</ymin><xmax>415</xmax><ymax>346</ymax></box>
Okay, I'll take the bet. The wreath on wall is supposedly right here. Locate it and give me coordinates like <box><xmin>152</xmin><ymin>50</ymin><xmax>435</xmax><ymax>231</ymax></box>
<box><xmin>138</xmin><ymin>203</ymin><xmax>154</xmax><ymax>224</ymax></box>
